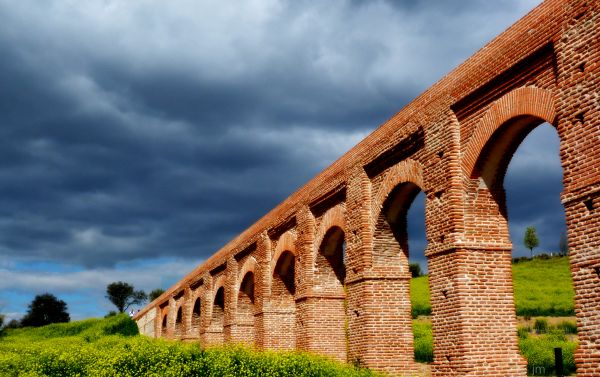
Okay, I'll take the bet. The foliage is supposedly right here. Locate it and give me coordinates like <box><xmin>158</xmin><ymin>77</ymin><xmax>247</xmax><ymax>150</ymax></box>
<box><xmin>410</xmin><ymin>275</ymin><xmax>431</xmax><ymax>318</ymax></box>
<box><xmin>518</xmin><ymin>325</ymin><xmax>577</xmax><ymax>375</ymax></box>
<box><xmin>524</xmin><ymin>226</ymin><xmax>540</xmax><ymax>258</ymax></box>
<box><xmin>412</xmin><ymin>320</ymin><xmax>433</xmax><ymax>362</ymax></box>
<box><xmin>4</xmin><ymin>319</ymin><xmax>21</xmax><ymax>329</ymax></box>
<box><xmin>21</xmin><ymin>293</ymin><xmax>70</xmax><ymax>327</ymax></box>
<box><xmin>0</xmin><ymin>315</ymin><xmax>379</xmax><ymax>377</ymax></box>
<box><xmin>106</xmin><ymin>281</ymin><xmax>148</xmax><ymax>313</ymax></box>
<box><xmin>556</xmin><ymin>320</ymin><xmax>577</xmax><ymax>335</ymax></box>
<box><xmin>409</xmin><ymin>263</ymin><xmax>422</xmax><ymax>278</ymax></box>
<box><xmin>411</xmin><ymin>319</ymin><xmax>578</xmax><ymax>375</ymax></box>
<box><xmin>534</xmin><ymin>318</ymin><xmax>548</xmax><ymax>334</ymax></box>
<box><xmin>149</xmin><ymin>288</ymin><xmax>165</xmax><ymax>302</ymax></box>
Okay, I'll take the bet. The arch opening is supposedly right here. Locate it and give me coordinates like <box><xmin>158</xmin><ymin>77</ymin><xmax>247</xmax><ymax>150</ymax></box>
<box><xmin>373</xmin><ymin>179</ymin><xmax>426</xmax><ymax>367</ymax></box>
<box><xmin>469</xmin><ymin>117</ymin><xmax>575</xmax><ymax>374</ymax></box>
<box><xmin>208</xmin><ymin>286</ymin><xmax>225</xmax><ymax>345</ymax></box>
<box><xmin>174</xmin><ymin>306</ymin><xmax>183</xmax><ymax>338</ymax></box>
<box><xmin>161</xmin><ymin>314</ymin><xmax>167</xmax><ymax>337</ymax></box>
<box><xmin>191</xmin><ymin>297</ymin><xmax>201</xmax><ymax>336</ymax></box>
<box><xmin>237</xmin><ymin>271</ymin><xmax>256</xmax><ymax>345</ymax></box>
<box><xmin>271</xmin><ymin>250</ymin><xmax>296</xmax><ymax>349</ymax></box>
<box><xmin>316</xmin><ymin>226</ymin><xmax>346</xmax><ymax>292</ymax></box>
<box><xmin>314</xmin><ymin>225</ymin><xmax>347</xmax><ymax>361</ymax></box>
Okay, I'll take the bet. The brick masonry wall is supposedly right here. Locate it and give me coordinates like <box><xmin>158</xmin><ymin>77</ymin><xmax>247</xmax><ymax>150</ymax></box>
<box><xmin>135</xmin><ymin>1</ymin><xmax>600</xmax><ymax>375</ymax></box>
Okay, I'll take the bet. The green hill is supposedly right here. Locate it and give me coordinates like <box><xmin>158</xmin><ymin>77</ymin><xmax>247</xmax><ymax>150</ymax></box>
<box><xmin>411</xmin><ymin>255</ymin><xmax>574</xmax><ymax>317</ymax></box>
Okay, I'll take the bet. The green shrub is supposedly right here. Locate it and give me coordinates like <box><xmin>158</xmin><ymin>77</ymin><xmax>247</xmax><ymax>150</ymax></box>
<box><xmin>412</xmin><ymin>320</ymin><xmax>433</xmax><ymax>363</ymax></box>
<box><xmin>534</xmin><ymin>318</ymin><xmax>549</xmax><ymax>334</ymax></box>
<box><xmin>519</xmin><ymin>331</ymin><xmax>577</xmax><ymax>375</ymax></box>
<box><xmin>556</xmin><ymin>321</ymin><xmax>577</xmax><ymax>335</ymax></box>
<box><xmin>0</xmin><ymin>316</ymin><xmax>380</xmax><ymax>377</ymax></box>
<box><xmin>517</xmin><ymin>326</ymin><xmax>531</xmax><ymax>339</ymax></box>
<box><xmin>410</xmin><ymin>275</ymin><xmax>431</xmax><ymax>318</ymax></box>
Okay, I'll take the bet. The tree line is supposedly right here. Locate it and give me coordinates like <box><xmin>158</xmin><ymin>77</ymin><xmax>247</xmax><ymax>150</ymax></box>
<box><xmin>1</xmin><ymin>282</ymin><xmax>165</xmax><ymax>330</ymax></box>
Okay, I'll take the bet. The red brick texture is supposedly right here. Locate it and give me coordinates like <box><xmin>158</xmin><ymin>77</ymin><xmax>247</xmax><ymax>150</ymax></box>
<box><xmin>134</xmin><ymin>1</ymin><xmax>600</xmax><ymax>375</ymax></box>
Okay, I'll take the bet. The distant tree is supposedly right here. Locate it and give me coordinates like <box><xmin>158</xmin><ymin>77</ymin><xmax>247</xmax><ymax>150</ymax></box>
<box><xmin>20</xmin><ymin>293</ymin><xmax>70</xmax><ymax>327</ymax></box>
<box><xmin>5</xmin><ymin>319</ymin><xmax>21</xmax><ymax>329</ymax></box>
<box><xmin>106</xmin><ymin>282</ymin><xmax>147</xmax><ymax>313</ymax></box>
<box><xmin>559</xmin><ymin>232</ymin><xmax>568</xmax><ymax>256</ymax></box>
<box><xmin>409</xmin><ymin>263</ymin><xmax>422</xmax><ymax>278</ymax></box>
<box><xmin>524</xmin><ymin>226</ymin><xmax>540</xmax><ymax>258</ymax></box>
<box><xmin>0</xmin><ymin>313</ymin><xmax>4</xmax><ymax>336</ymax></box>
<box><xmin>148</xmin><ymin>288</ymin><xmax>165</xmax><ymax>302</ymax></box>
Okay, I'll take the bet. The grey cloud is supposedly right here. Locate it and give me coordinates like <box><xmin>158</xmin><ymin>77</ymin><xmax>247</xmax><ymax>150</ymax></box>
<box><xmin>0</xmin><ymin>0</ymin><xmax>555</xmax><ymax>319</ymax></box>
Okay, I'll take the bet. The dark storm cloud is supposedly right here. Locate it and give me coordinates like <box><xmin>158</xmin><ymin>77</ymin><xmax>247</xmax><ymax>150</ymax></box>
<box><xmin>0</xmin><ymin>0</ymin><xmax>550</xmax><ymax>318</ymax></box>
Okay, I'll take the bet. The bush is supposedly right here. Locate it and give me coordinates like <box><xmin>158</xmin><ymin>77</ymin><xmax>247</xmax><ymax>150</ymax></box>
<box><xmin>519</xmin><ymin>330</ymin><xmax>577</xmax><ymax>375</ymax></box>
<box><xmin>0</xmin><ymin>315</ymin><xmax>379</xmax><ymax>377</ymax></box>
<box><xmin>556</xmin><ymin>321</ymin><xmax>577</xmax><ymax>335</ymax></box>
<box><xmin>517</xmin><ymin>326</ymin><xmax>530</xmax><ymax>339</ymax></box>
<box><xmin>410</xmin><ymin>275</ymin><xmax>431</xmax><ymax>318</ymax></box>
<box><xmin>409</xmin><ymin>263</ymin><xmax>422</xmax><ymax>278</ymax></box>
<box><xmin>534</xmin><ymin>319</ymin><xmax>549</xmax><ymax>334</ymax></box>
<box><xmin>412</xmin><ymin>320</ymin><xmax>433</xmax><ymax>362</ymax></box>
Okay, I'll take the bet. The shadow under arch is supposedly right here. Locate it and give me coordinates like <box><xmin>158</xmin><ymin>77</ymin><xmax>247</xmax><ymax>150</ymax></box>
<box><xmin>207</xmin><ymin>286</ymin><xmax>225</xmax><ymax>345</ymax></box>
<box><xmin>190</xmin><ymin>296</ymin><xmax>201</xmax><ymax>337</ymax></box>
<box><xmin>271</xmin><ymin>249</ymin><xmax>296</xmax><ymax>349</ymax></box>
<box><xmin>237</xmin><ymin>271</ymin><xmax>256</xmax><ymax>345</ymax></box>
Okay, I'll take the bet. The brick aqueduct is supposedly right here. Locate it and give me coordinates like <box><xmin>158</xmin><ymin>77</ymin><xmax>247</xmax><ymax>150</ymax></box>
<box><xmin>135</xmin><ymin>0</ymin><xmax>600</xmax><ymax>375</ymax></box>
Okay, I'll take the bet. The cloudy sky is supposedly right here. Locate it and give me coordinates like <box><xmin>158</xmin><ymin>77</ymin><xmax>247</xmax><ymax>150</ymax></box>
<box><xmin>0</xmin><ymin>0</ymin><xmax>564</xmax><ymax>322</ymax></box>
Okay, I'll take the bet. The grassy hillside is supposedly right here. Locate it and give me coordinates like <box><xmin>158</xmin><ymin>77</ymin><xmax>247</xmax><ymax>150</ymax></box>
<box><xmin>0</xmin><ymin>314</ymin><xmax>379</xmax><ymax>377</ymax></box>
<box><xmin>410</xmin><ymin>255</ymin><xmax>574</xmax><ymax>317</ymax></box>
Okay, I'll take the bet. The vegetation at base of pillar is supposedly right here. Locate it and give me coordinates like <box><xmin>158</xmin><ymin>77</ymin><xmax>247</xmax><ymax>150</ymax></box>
<box><xmin>20</xmin><ymin>293</ymin><xmax>70</xmax><ymax>327</ymax></box>
<box><xmin>148</xmin><ymin>288</ymin><xmax>165</xmax><ymax>302</ymax></box>
<box><xmin>0</xmin><ymin>315</ymin><xmax>380</xmax><ymax>377</ymax></box>
<box><xmin>524</xmin><ymin>226</ymin><xmax>540</xmax><ymax>258</ymax></box>
<box><xmin>106</xmin><ymin>281</ymin><xmax>147</xmax><ymax>313</ymax></box>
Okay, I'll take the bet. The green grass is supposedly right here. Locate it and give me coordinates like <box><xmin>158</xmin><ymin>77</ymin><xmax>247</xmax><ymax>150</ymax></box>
<box><xmin>410</xmin><ymin>276</ymin><xmax>431</xmax><ymax>318</ymax></box>
<box><xmin>410</xmin><ymin>255</ymin><xmax>574</xmax><ymax>317</ymax></box>
<box><xmin>0</xmin><ymin>314</ymin><xmax>380</xmax><ymax>377</ymax></box>
<box><xmin>512</xmin><ymin>256</ymin><xmax>574</xmax><ymax>316</ymax></box>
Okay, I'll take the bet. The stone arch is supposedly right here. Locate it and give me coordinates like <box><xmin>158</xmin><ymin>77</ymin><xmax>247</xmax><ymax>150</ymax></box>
<box><xmin>371</xmin><ymin>159</ymin><xmax>424</xmax><ymax>225</ymax></box>
<box><xmin>206</xmin><ymin>276</ymin><xmax>226</xmax><ymax>345</ymax></box>
<box><xmin>463</xmin><ymin>86</ymin><xmax>556</xmax><ymax>178</ymax></box>
<box><xmin>271</xmin><ymin>231</ymin><xmax>296</xmax><ymax>275</ymax></box>
<box><xmin>190</xmin><ymin>293</ymin><xmax>202</xmax><ymax>337</ymax></box>
<box><xmin>174</xmin><ymin>304</ymin><xmax>183</xmax><ymax>338</ymax></box>
<box><xmin>315</xmin><ymin>225</ymin><xmax>346</xmax><ymax>293</ymax></box>
<box><xmin>456</xmin><ymin>86</ymin><xmax>566</xmax><ymax>377</ymax></box>
<box><xmin>160</xmin><ymin>311</ymin><xmax>168</xmax><ymax>338</ymax></box>
<box><xmin>311</xmin><ymin>222</ymin><xmax>347</xmax><ymax>361</ymax></box>
<box><xmin>237</xmin><ymin>270</ymin><xmax>256</xmax><ymax>345</ymax></box>
<box><xmin>269</xmin><ymin>231</ymin><xmax>297</xmax><ymax>349</ymax></box>
<box><xmin>314</xmin><ymin>205</ymin><xmax>345</xmax><ymax>252</ymax></box>
<box><xmin>238</xmin><ymin>256</ymin><xmax>257</xmax><ymax>284</ymax></box>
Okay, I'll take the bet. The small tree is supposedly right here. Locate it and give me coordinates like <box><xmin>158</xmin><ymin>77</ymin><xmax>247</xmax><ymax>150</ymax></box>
<box><xmin>559</xmin><ymin>232</ymin><xmax>568</xmax><ymax>256</ymax></box>
<box><xmin>21</xmin><ymin>293</ymin><xmax>70</xmax><ymax>327</ymax></box>
<box><xmin>106</xmin><ymin>281</ymin><xmax>147</xmax><ymax>313</ymax></box>
<box><xmin>148</xmin><ymin>288</ymin><xmax>165</xmax><ymax>302</ymax></box>
<box><xmin>523</xmin><ymin>226</ymin><xmax>540</xmax><ymax>258</ymax></box>
<box><xmin>409</xmin><ymin>263</ymin><xmax>422</xmax><ymax>278</ymax></box>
